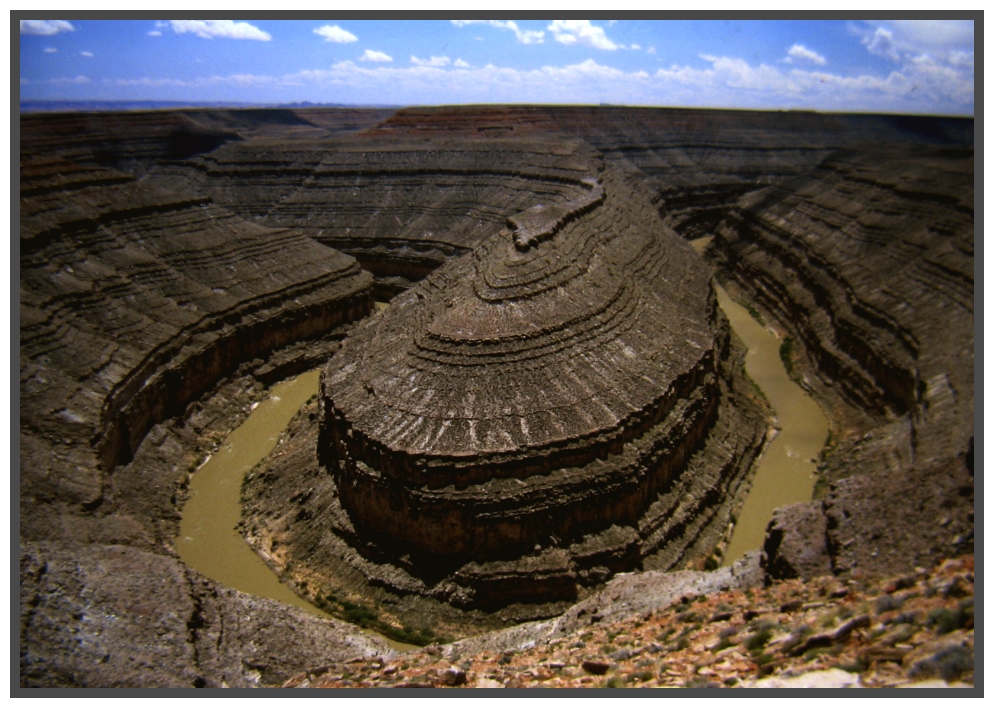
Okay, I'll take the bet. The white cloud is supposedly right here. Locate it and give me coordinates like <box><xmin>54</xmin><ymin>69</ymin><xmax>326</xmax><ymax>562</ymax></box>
<box><xmin>49</xmin><ymin>75</ymin><xmax>91</xmax><ymax>85</ymax></box>
<box><xmin>110</xmin><ymin>73</ymin><xmax>277</xmax><ymax>89</ymax></box>
<box><xmin>169</xmin><ymin>20</ymin><xmax>271</xmax><ymax>41</ymax></box>
<box><xmin>359</xmin><ymin>49</ymin><xmax>392</xmax><ymax>63</ymax></box>
<box><xmin>785</xmin><ymin>44</ymin><xmax>826</xmax><ymax>66</ymax></box>
<box><xmin>547</xmin><ymin>20</ymin><xmax>621</xmax><ymax>50</ymax></box>
<box><xmin>20</xmin><ymin>20</ymin><xmax>75</xmax><ymax>35</ymax></box>
<box><xmin>888</xmin><ymin>20</ymin><xmax>974</xmax><ymax>51</ymax></box>
<box><xmin>452</xmin><ymin>20</ymin><xmax>543</xmax><ymax>45</ymax></box>
<box><xmin>411</xmin><ymin>55</ymin><xmax>450</xmax><ymax>67</ymax></box>
<box><xmin>43</xmin><ymin>47</ymin><xmax>57</xmax><ymax>53</ymax></box>
<box><xmin>646</xmin><ymin>51</ymin><xmax>972</xmax><ymax>115</ymax></box>
<box><xmin>80</xmin><ymin>51</ymin><xmax>94</xmax><ymax>58</ymax></box>
<box><xmin>647</xmin><ymin>47</ymin><xmax>656</xmax><ymax>55</ymax></box>
<box><xmin>101</xmin><ymin>48</ymin><xmax>972</xmax><ymax>116</ymax></box>
<box><xmin>314</xmin><ymin>25</ymin><xmax>357</xmax><ymax>43</ymax></box>
<box><xmin>863</xmin><ymin>27</ymin><xmax>900</xmax><ymax>62</ymax></box>
<box><xmin>948</xmin><ymin>51</ymin><xmax>974</xmax><ymax>70</ymax></box>
<box><xmin>854</xmin><ymin>20</ymin><xmax>973</xmax><ymax>65</ymax></box>
<box><xmin>842</xmin><ymin>20</ymin><xmax>974</xmax><ymax>111</ymax></box>
<box><xmin>148</xmin><ymin>31</ymin><xmax>162</xmax><ymax>37</ymax></box>
<box><xmin>454</xmin><ymin>59</ymin><xmax>470</xmax><ymax>69</ymax></box>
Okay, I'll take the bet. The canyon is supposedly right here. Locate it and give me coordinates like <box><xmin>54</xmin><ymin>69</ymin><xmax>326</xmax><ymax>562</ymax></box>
<box><xmin>18</xmin><ymin>106</ymin><xmax>974</xmax><ymax>688</ymax></box>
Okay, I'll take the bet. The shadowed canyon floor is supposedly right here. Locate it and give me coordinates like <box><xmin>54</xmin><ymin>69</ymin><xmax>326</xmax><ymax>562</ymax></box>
<box><xmin>19</xmin><ymin>106</ymin><xmax>974</xmax><ymax>688</ymax></box>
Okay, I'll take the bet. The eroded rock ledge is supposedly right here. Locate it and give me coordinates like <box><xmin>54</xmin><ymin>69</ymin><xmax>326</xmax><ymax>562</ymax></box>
<box><xmin>20</xmin><ymin>139</ymin><xmax>374</xmax><ymax>517</ymax></box>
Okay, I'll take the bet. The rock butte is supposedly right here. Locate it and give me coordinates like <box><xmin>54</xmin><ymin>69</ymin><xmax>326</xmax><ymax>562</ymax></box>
<box><xmin>19</xmin><ymin>106</ymin><xmax>973</xmax><ymax>688</ymax></box>
<box><xmin>314</xmin><ymin>147</ymin><xmax>764</xmax><ymax>608</ymax></box>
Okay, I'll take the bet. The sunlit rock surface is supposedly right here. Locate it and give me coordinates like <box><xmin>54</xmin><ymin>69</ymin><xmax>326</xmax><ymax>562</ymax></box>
<box><xmin>308</xmin><ymin>155</ymin><xmax>763</xmax><ymax>607</ymax></box>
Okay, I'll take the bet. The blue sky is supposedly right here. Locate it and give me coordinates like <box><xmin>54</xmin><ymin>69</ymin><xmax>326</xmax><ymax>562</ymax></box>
<box><xmin>19</xmin><ymin>18</ymin><xmax>975</xmax><ymax>115</ymax></box>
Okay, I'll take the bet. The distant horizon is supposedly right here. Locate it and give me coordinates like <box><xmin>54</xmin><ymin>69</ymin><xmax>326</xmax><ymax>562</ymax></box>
<box><xmin>18</xmin><ymin>99</ymin><xmax>978</xmax><ymax>120</ymax></box>
<box><xmin>19</xmin><ymin>18</ymin><xmax>975</xmax><ymax>117</ymax></box>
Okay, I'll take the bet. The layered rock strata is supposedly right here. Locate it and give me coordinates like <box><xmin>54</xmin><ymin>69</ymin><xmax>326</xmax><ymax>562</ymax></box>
<box><xmin>186</xmin><ymin>138</ymin><xmax>610</xmax><ymax>295</ymax></box>
<box><xmin>709</xmin><ymin>142</ymin><xmax>974</xmax><ymax>579</ymax></box>
<box><xmin>365</xmin><ymin>106</ymin><xmax>972</xmax><ymax>245</ymax></box>
<box><xmin>20</xmin><ymin>112</ymin><xmax>382</xmax><ymax>686</ymax></box>
<box><xmin>303</xmin><ymin>161</ymin><xmax>765</xmax><ymax>608</ymax></box>
<box><xmin>19</xmin><ymin>106</ymin><xmax>973</xmax><ymax>687</ymax></box>
<box><xmin>20</xmin><ymin>155</ymin><xmax>372</xmax><ymax>486</ymax></box>
<box><xmin>20</xmin><ymin>541</ymin><xmax>392</xmax><ymax>688</ymax></box>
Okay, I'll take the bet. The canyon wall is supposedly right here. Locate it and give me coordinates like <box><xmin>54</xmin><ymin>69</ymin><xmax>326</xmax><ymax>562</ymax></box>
<box><xmin>18</xmin><ymin>106</ymin><xmax>973</xmax><ymax>687</ymax></box>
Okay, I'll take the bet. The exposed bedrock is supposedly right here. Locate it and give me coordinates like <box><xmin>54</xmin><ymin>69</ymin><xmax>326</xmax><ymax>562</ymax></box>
<box><xmin>182</xmin><ymin>137</ymin><xmax>615</xmax><ymax>296</ymax></box>
<box><xmin>359</xmin><ymin>106</ymin><xmax>972</xmax><ymax>239</ymax></box>
<box><xmin>710</xmin><ymin>144</ymin><xmax>972</xmax><ymax>454</ymax></box>
<box><xmin>19</xmin><ymin>108</ymin><xmax>394</xmax><ymax>174</ymax></box>
<box><xmin>19</xmin><ymin>116</ymin><xmax>376</xmax><ymax>543</ymax></box>
<box><xmin>707</xmin><ymin>142</ymin><xmax>974</xmax><ymax>581</ymax></box>
<box><xmin>19</xmin><ymin>106</ymin><xmax>974</xmax><ymax>686</ymax></box>
<box><xmin>20</xmin><ymin>541</ymin><xmax>392</xmax><ymax>688</ymax></box>
<box><xmin>291</xmin><ymin>161</ymin><xmax>766</xmax><ymax>609</ymax></box>
<box><xmin>20</xmin><ymin>160</ymin><xmax>373</xmax><ymax>493</ymax></box>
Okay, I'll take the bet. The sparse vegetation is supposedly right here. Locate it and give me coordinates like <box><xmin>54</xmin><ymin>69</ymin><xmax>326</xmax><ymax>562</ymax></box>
<box><xmin>744</xmin><ymin>628</ymin><xmax>773</xmax><ymax>654</ymax></box>
<box><xmin>604</xmin><ymin>674</ymin><xmax>627</xmax><ymax>688</ymax></box>
<box><xmin>311</xmin><ymin>590</ymin><xmax>448</xmax><ymax>646</ymax></box>
<box><xmin>779</xmin><ymin>336</ymin><xmax>796</xmax><ymax>376</ymax></box>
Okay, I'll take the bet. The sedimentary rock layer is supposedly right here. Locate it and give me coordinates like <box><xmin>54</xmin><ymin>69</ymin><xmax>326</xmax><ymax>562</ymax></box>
<box><xmin>20</xmin><ymin>116</ymin><xmax>374</xmax><ymax>523</ymax></box>
<box><xmin>308</xmin><ymin>158</ymin><xmax>765</xmax><ymax>606</ymax></box>
<box><xmin>20</xmin><ymin>541</ymin><xmax>392</xmax><ymax>688</ymax></box>
<box><xmin>187</xmin><ymin>137</ymin><xmax>610</xmax><ymax>295</ymax></box>
<box><xmin>368</xmin><ymin>106</ymin><xmax>973</xmax><ymax>241</ymax></box>
<box><xmin>19</xmin><ymin>106</ymin><xmax>973</xmax><ymax>687</ymax></box>
<box><xmin>709</xmin><ymin>143</ymin><xmax>974</xmax><ymax>579</ymax></box>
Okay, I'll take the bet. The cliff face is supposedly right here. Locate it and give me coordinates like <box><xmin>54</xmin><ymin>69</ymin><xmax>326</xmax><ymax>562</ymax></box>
<box><xmin>709</xmin><ymin>144</ymin><xmax>974</xmax><ymax>580</ymax></box>
<box><xmin>20</xmin><ymin>138</ymin><xmax>374</xmax><ymax>514</ymax></box>
<box><xmin>19</xmin><ymin>106</ymin><xmax>973</xmax><ymax>688</ymax></box>
<box><xmin>184</xmin><ymin>137</ymin><xmax>613</xmax><ymax>296</ymax></box>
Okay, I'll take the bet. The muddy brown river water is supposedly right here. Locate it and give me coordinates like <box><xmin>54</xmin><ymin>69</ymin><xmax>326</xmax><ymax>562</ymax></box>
<box><xmin>689</xmin><ymin>236</ymin><xmax>829</xmax><ymax>564</ymax></box>
<box><xmin>176</xmin><ymin>369</ymin><xmax>325</xmax><ymax>614</ymax></box>
<box><xmin>175</xmin><ymin>274</ymin><xmax>827</xmax><ymax>638</ymax></box>
<box><xmin>715</xmin><ymin>284</ymin><xmax>830</xmax><ymax>564</ymax></box>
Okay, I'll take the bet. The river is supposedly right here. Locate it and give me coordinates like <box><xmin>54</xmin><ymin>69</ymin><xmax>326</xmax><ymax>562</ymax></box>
<box><xmin>175</xmin><ymin>369</ymin><xmax>327</xmax><ymax>614</ymax></box>
<box><xmin>687</xmin><ymin>238</ymin><xmax>830</xmax><ymax>564</ymax></box>
<box><xmin>176</xmin><ymin>274</ymin><xmax>826</xmax><ymax>634</ymax></box>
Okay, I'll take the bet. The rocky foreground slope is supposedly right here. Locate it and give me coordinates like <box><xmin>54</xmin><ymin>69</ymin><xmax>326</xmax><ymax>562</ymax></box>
<box><xmin>19</xmin><ymin>107</ymin><xmax>974</xmax><ymax>688</ymax></box>
<box><xmin>279</xmin><ymin>554</ymin><xmax>974</xmax><ymax>689</ymax></box>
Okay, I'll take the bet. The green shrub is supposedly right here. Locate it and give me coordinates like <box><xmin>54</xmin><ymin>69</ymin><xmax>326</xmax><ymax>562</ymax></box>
<box><xmin>779</xmin><ymin>337</ymin><xmax>795</xmax><ymax>375</ymax></box>
<box><xmin>875</xmin><ymin>594</ymin><xmax>905</xmax><ymax>614</ymax></box>
<box><xmin>711</xmin><ymin>637</ymin><xmax>734</xmax><ymax>653</ymax></box>
<box><xmin>927</xmin><ymin>606</ymin><xmax>969</xmax><ymax>635</ymax></box>
<box><xmin>655</xmin><ymin>627</ymin><xmax>675</xmax><ymax>642</ymax></box>
<box><xmin>834</xmin><ymin>655</ymin><xmax>869</xmax><ymax>674</ymax></box>
<box><xmin>744</xmin><ymin>629</ymin><xmax>773</xmax><ymax>653</ymax></box>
